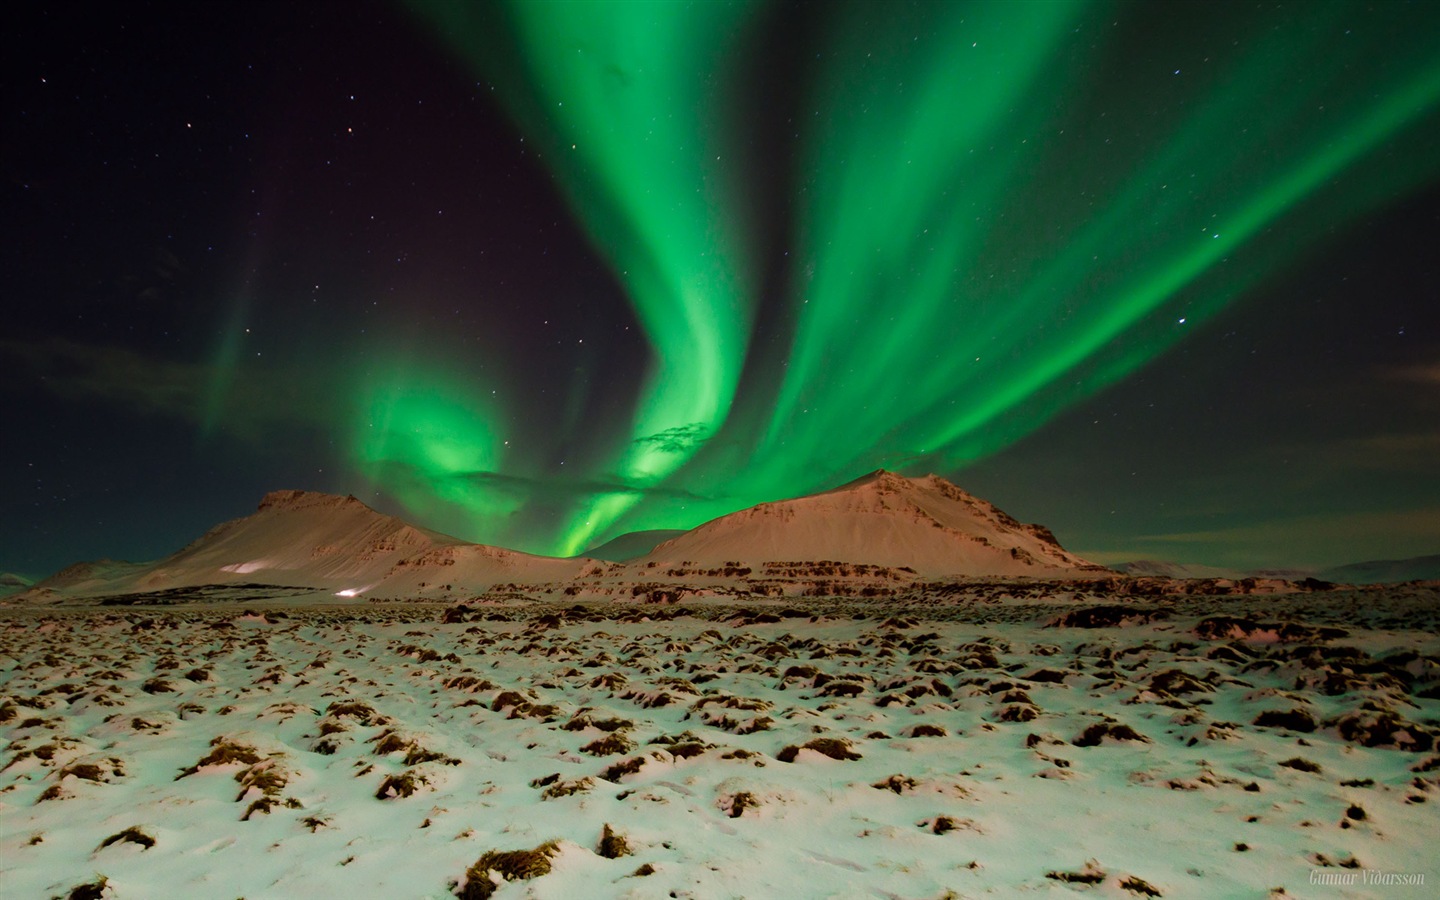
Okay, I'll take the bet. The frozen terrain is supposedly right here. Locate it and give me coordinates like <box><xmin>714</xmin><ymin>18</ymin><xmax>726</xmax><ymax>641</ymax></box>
<box><xmin>3</xmin><ymin>588</ymin><xmax>1437</xmax><ymax>899</ymax></box>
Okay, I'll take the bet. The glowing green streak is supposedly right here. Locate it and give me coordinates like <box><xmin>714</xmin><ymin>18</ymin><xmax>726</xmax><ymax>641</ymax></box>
<box><xmin>907</xmin><ymin>21</ymin><xmax>1440</xmax><ymax>453</ymax></box>
<box><xmin>354</xmin><ymin>363</ymin><xmax>518</xmax><ymax>537</ymax></box>
<box><xmin>412</xmin><ymin>0</ymin><xmax>759</xmax><ymax>554</ymax></box>
<box><xmin>397</xmin><ymin>1</ymin><xmax>1440</xmax><ymax>556</ymax></box>
<box><xmin>761</xmin><ymin>0</ymin><xmax>1086</xmax><ymax>461</ymax></box>
<box><xmin>740</xmin><ymin>0</ymin><xmax>1440</xmax><ymax>503</ymax></box>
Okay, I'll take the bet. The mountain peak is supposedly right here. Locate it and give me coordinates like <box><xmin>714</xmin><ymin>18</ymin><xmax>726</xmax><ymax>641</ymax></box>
<box><xmin>829</xmin><ymin>469</ymin><xmax>976</xmax><ymax>500</ymax></box>
<box><xmin>832</xmin><ymin>468</ymin><xmax>921</xmax><ymax>493</ymax></box>
<box><xmin>257</xmin><ymin>490</ymin><xmax>367</xmax><ymax>512</ymax></box>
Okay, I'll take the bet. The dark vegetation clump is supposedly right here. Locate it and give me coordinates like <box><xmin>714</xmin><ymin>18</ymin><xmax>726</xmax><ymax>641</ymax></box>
<box><xmin>733</xmin><ymin>716</ymin><xmax>774</xmax><ymax>734</ymax></box>
<box><xmin>597</xmin><ymin>823</ymin><xmax>631</xmax><ymax>859</ymax></box>
<box><xmin>1332</xmin><ymin>708</ymin><xmax>1434</xmax><ymax>751</ymax></box>
<box><xmin>326</xmin><ymin>700</ymin><xmax>384</xmax><ymax>725</ymax></box>
<box><xmin>370</xmin><ymin>731</ymin><xmax>409</xmax><ymax>755</ymax></box>
<box><xmin>1051</xmin><ymin>606</ymin><xmax>1168</xmax><ymax>629</ymax></box>
<box><xmin>1279</xmin><ymin>757</ymin><xmax>1322</xmax><ymax>774</ymax></box>
<box><xmin>600</xmin><ymin>756</ymin><xmax>647</xmax><ymax>783</ymax></box>
<box><xmin>65</xmin><ymin>876</ymin><xmax>109</xmax><ymax>900</ymax></box>
<box><xmin>1073</xmin><ymin>722</ymin><xmax>1150</xmax><ymax>747</ymax></box>
<box><xmin>724</xmin><ymin>791</ymin><xmax>759</xmax><ymax>818</ymax></box>
<box><xmin>376</xmin><ymin>770</ymin><xmax>425</xmax><ymax>799</ymax></box>
<box><xmin>1046</xmin><ymin>861</ymin><xmax>1107</xmax><ymax>885</ymax></box>
<box><xmin>59</xmin><ymin>761</ymin><xmax>116</xmax><ymax>783</ymax></box>
<box><xmin>443</xmin><ymin>675</ymin><xmax>498</xmax><ymax>693</ymax></box>
<box><xmin>1026</xmin><ymin>669</ymin><xmax>1070</xmax><ymax>684</ymax></box>
<box><xmin>539</xmin><ymin>777</ymin><xmax>594</xmax><ymax>800</ymax></box>
<box><xmin>1120</xmin><ymin>875</ymin><xmax>1163</xmax><ymax>896</ymax></box>
<box><xmin>873</xmin><ymin>774</ymin><xmax>918</xmax><ymax>794</ymax></box>
<box><xmin>1148</xmin><ymin>669</ymin><xmax>1212</xmax><ymax>696</ymax></box>
<box><xmin>907</xmin><ymin>724</ymin><xmax>948</xmax><ymax>738</ymax></box>
<box><xmin>665</xmin><ymin>742</ymin><xmax>710</xmax><ymax>760</ymax></box>
<box><xmin>176</xmin><ymin>739</ymin><xmax>262</xmax><ymax>778</ymax></box>
<box><xmin>777</xmin><ymin>738</ymin><xmax>862</xmax><ymax>763</ymax></box>
<box><xmin>490</xmin><ymin>691</ymin><xmax>529</xmax><ymax>712</ymax></box>
<box><xmin>457</xmin><ymin>841</ymin><xmax>559</xmax><ymax>900</ymax></box>
<box><xmin>96</xmin><ymin>827</ymin><xmax>155</xmax><ymax>851</ymax></box>
<box><xmin>1253</xmin><ymin>709</ymin><xmax>1317</xmax><ymax>732</ymax></box>
<box><xmin>1194</xmin><ymin>616</ymin><xmax>1345</xmax><ymax>642</ymax></box>
<box><xmin>562</xmin><ymin>713</ymin><xmax>633</xmax><ymax>733</ymax></box>
<box><xmin>581</xmin><ymin>734</ymin><xmax>634</xmax><ymax>757</ymax></box>
<box><xmin>818</xmin><ymin>680</ymin><xmax>866</xmax><ymax>697</ymax></box>
<box><xmin>37</xmin><ymin>784</ymin><xmax>67</xmax><ymax>802</ymax></box>
<box><xmin>998</xmin><ymin>704</ymin><xmax>1038</xmax><ymax>723</ymax></box>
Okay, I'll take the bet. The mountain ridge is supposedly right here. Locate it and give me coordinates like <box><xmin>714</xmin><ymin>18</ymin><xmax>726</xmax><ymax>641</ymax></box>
<box><xmin>27</xmin><ymin>474</ymin><xmax>1423</xmax><ymax>604</ymax></box>
<box><xmin>639</xmin><ymin>469</ymin><xmax>1101</xmax><ymax>577</ymax></box>
<box><xmin>17</xmin><ymin>490</ymin><xmax>593</xmax><ymax>603</ymax></box>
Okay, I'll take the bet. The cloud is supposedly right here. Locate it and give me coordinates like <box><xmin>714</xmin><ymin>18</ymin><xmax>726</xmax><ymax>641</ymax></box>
<box><xmin>633</xmin><ymin>423</ymin><xmax>710</xmax><ymax>454</ymax></box>
<box><xmin>461</xmin><ymin>468</ymin><xmax>710</xmax><ymax>503</ymax></box>
<box><xmin>1330</xmin><ymin>431</ymin><xmax>1440</xmax><ymax>468</ymax></box>
<box><xmin>0</xmin><ymin>338</ymin><xmax>339</xmax><ymax>438</ymax></box>
<box><xmin>361</xmin><ymin>458</ymin><xmax>709</xmax><ymax>505</ymax></box>
<box><xmin>2</xmin><ymin>338</ymin><xmax>206</xmax><ymax>418</ymax></box>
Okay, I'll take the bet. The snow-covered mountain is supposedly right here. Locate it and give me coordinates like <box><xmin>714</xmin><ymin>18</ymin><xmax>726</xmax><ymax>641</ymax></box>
<box><xmin>18</xmin><ymin>490</ymin><xmax>595</xmax><ymax>602</ymax></box>
<box><xmin>638</xmin><ymin>470</ymin><xmax>1103</xmax><ymax>577</ymax></box>
<box><xmin>16</xmin><ymin>474</ymin><xmax>1111</xmax><ymax>604</ymax></box>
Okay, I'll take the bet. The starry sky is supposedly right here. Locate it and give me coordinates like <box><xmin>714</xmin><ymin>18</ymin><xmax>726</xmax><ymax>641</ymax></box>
<box><xmin>4</xmin><ymin>0</ymin><xmax>1439</xmax><ymax>580</ymax></box>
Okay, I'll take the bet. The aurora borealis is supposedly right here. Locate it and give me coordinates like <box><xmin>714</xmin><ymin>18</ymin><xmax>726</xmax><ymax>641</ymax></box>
<box><xmin>4</xmin><ymin>0</ymin><xmax>1439</xmax><ymax>578</ymax></box>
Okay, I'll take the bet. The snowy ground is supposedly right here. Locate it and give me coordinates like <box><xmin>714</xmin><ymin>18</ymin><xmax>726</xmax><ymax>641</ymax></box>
<box><xmin>2</xmin><ymin>591</ymin><xmax>1437</xmax><ymax>899</ymax></box>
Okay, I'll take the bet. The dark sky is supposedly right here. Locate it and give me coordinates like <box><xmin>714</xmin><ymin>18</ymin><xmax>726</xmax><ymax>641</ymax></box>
<box><xmin>4</xmin><ymin>0</ymin><xmax>1438</xmax><ymax>580</ymax></box>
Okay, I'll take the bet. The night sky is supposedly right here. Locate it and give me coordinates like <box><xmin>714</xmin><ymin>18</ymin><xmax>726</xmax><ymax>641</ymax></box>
<box><xmin>4</xmin><ymin>0</ymin><xmax>1439</xmax><ymax>581</ymax></box>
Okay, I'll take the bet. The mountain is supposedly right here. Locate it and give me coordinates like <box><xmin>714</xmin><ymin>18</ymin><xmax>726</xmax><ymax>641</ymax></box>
<box><xmin>1319</xmin><ymin>554</ymin><xmax>1440</xmax><ymax>585</ymax></box>
<box><xmin>582</xmin><ymin>529</ymin><xmax>688</xmax><ymax>562</ymax></box>
<box><xmin>1111</xmin><ymin>560</ymin><xmax>1247</xmax><ymax>579</ymax></box>
<box><xmin>638</xmin><ymin>470</ymin><xmax>1103</xmax><ymax>577</ymax></box>
<box><xmin>17</xmin><ymin>490</ymin><xmax>595</xmax><ymax>602</ymax></box>
<box><xmin>1112</xmin><ymin>555</ymin><xmax>1440</xmax><ymax>585</ymax></box>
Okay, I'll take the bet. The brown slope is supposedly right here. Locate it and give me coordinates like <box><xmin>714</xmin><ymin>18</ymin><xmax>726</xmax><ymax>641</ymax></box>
<box><xmin>22</xmin><ymin>490</ymin><xmax>594</xmax><ymax>601</ymax></box>
<box><xmin>638</xmin><ymin>470</ymin><xmax>1103</xmax><ymax>578</ymax></box>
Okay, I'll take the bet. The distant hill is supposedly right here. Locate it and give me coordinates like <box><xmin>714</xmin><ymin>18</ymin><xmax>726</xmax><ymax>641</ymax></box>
<box><xmin>1110</xmin><ymin>560</ymin><xmax>1246</xmax><ymax>579</ymax></box>
<box><xmin>16</xmin><ymin>490</ymin><xmax>596</xmax><ymax>603</ymax></box>
<box><xmin>1113</xmin><ymin>554</ymin><xmax>1440</xmax><ymax>585</ymax></box>
<box><xmin>1319</xmin><ymin>554</ymin><xmax>1440</xmax><ymax>585</ymax></box>
<box><xmin>639</xmin><ymin>470</ymin><xmax>1104</xmax><ymax>578</ymax></box>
